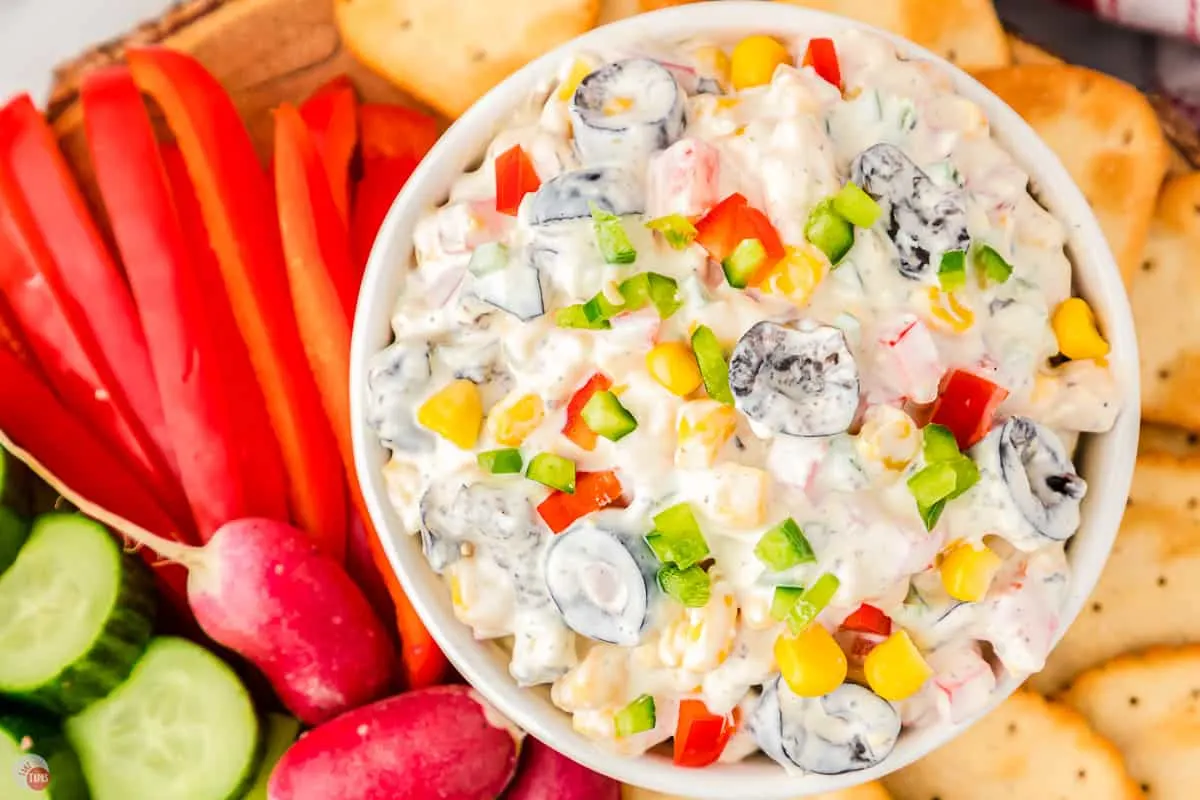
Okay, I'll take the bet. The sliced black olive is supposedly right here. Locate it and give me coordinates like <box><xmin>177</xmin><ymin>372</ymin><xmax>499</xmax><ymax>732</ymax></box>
<box><xmin>850</xmin><ymin>143</ymin><xmax>970</xmax><ymax>281</ymax></box>
<box><xmin>749</xmin><ymin>676</ymin><xmax>901</xmax><ymax>775</ymax></box>
<box><xmin>419</xmin><ymin>481</ymin><xmax>541</xmax><ymax>574</ymax></box>
<box><xmin>971</xmin><ymin>416</ymin><xmax>1087</xmax><ymax>548</ymax></box>
<box><xmin>569</xmin><ymin>59</ymin><xmax>685</xmax><ymax>168</ymax></box>
<box><xmin>527</xmin><ymin>167</ymin><xmax>645</xmax><ymax>226</ymax></box>
<box><xmin>544</xmin><ymin>524</ymin><xmax>649</xmax><ymax>646</ymax></box>
<box><xmin>365</xmin><ymin>342</ymin><xmax>434</xmax><ymax>453</ymax></box>
<box><xmin>729</xmin><ymin>321</ymin><xmax>860</xmax><ymax>437</ymax></box>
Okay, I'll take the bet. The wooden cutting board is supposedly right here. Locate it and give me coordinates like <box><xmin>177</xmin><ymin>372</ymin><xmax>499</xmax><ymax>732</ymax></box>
<box><xmin>46</xmin><ymin>0</ymin><xmax>441</xmax><ymax>212</ymax></box>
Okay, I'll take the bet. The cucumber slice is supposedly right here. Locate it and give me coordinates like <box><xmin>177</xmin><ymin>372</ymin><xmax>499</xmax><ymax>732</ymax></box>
<box><xmin>66</xmin><ymin>637</ymin><xmax>262</xmax><ymax>800</ymax></box>
<box><xmin>0</xmin><ymin>513</ymin><xmax>156</xmax><ymax>714</ymax></box>
<box><xmin>0</xmin><ymin>507</ymin><xmax>29</xmax><ymax>575</ymax></box>
<box><xmin>0</xmin><ymin>706</ymin><xmax>89</xmax><ymax>799</ymax></box>
<box><xmin>243</xmin><ymin>713</ymin><xmax>302</xmax><ymax>800</ymax></box>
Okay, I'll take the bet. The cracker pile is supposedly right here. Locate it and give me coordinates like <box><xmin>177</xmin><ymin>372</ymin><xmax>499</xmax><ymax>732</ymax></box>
<box><xmin>308</xmin><ymin>0</ymin><xmax>1200</xmax><ymax>796</ymax></box>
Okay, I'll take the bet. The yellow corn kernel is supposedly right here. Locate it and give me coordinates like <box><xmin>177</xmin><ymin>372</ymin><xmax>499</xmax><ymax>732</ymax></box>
<box><xmin>676</xmin><ymin>400</ymin><xmax>738</xmax><ymax>468</ymax></box>
<box><xmin>939</xmin><ymin>540</ymin><xmax>1003</xmax><ymax>602</ymax></box>
<box><xmin>647</xmin><ymin>342</ymin><xmax>703</xmax><ymax>396</ymax></box>
<box><xmin>417</xmin><ymin>379</ymin><xmax>482</xmax><ymax>449</ymax></box>
<box><xmin>1052</xmin><ymin>297</ymin><xmax>1110</xmax><ymax>361</ymax></box>
<box><xmin>924</xmin><ymin>286</ymin><xmax>975</xmax><ymax>334</ymax></box>
<box><xmin>864</xmin><ymin>630</ymin><xmax>933</xmax><ymax>701</ymax></box>
<box><xmin>449</xmin><ymin>574</ymin><xmax>464</xmax><ymax>609</ymax></box>
<box><xmin>489</xmin><ymin>393</ymin><xmax>544</xmax><ymax>446</ymax></box>
<box><xmin>856</xmin><ymin>405</ymin><xmax>920</xmax><ymax>472</ymax></box>
<box><xmin>774</xmin><ymin>624</ymin><xmax>848</xmax><ymax>697</ymax></box>
<box><xmin>757</xmin><ymin>246</ymin><xmax>825</xmax><ymax>307</ymax></box>
<box><xmin>557</xmin><ymin>58</ymin><xmax>593</xmax><ymax>101</ymax></box>
<box><xmin>715</xmin><ymin>96</ymin><xmax>741</xmax><ymax>112</ymax></box>
<box><xmin>692</xmin><ymin>44</ymin><xmax>732</xmax><ymax>91</ymax></box>
<box><xmin>707</xmin><ymin>463</ymin><xmax>769</xmax><ymax>528</ymax></box>
<box><xmin>731</xmin><ymin>35</ymin><xmax>792</xmax><ymax>90</ymax></box>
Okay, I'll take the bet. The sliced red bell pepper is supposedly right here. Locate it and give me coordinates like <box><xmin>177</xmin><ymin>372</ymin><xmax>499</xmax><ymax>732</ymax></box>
<box><xmin>0</xmin><ymin>94</ymin><xmax>188</xmax><ymax>518</ymax></box>
<box><xmin>674</xmin><ymin>699</ymin><xmax>736</xmax><ymax>768</ymax></box>
<box><xmin>128</xmin><ymin>46</ymin><xmax>347</xmax><ymax>559</ymax></box>
<box><xmin>841</xmin><ymin>603</ymin><xmax>892</xmax><ymax>637</ymax></box>
<box><xmin>562</xmin><ymin>372</ymin><xmax>613</xmax><ymax>451</ymax></box>
<box><xmin>359</xmin><ymin>103</ymin><xmax>441</xmax><ymax>164</ymax></box>
<box><xmin>350</xmin><ymin>155</ymin><xmax>419</xmax><ymax>275</ymax></box>
<box><xmin>390</xmin><ymin>568</ymin><xmax>452</xmax><ymax>689</ymax></box>
<box><xmin>929</xmin><ymin>369</ymin><xmax>1010</xmax><ymax>451</ymax></box>
<box><xmin>0</xmin><ymin>295</ymin><xmax>34</xmax><ymax>368</ymax></box>
<box><xmin>494</xmin><ymin>144</ymin><xmax>541</xmax><ymax>216</ymax></box>
<box><xmin>694</xmin><ymin>193</ymin><xmax>784</xmax><ymax>281</ymax></box>
<box><xmin>159</xmin><ymin>143</ymin><xmax>291</xmax><ymax>529</ymax></box>
<box><xmin>81</xmin><ymin>67</ymin><xmax>289</xmax><ymax>538</ymax></box>
<box><xmin>299</xmin><ymin>76</ymin><xmax>358</xmax><ymax>229</ymax></box>
<box><xmin>0</xmin><ymin>346</ymin><xmax>190</xmax><ymax>614</ymax></box>
<box><xmin>803</xmin><ymin>38</ymin><xmax>842</xmax><ymax>88</ymax></box>
<box><xmin>537</xmin><ymin>470</ymin><xmax>623</xmax><ymax>534</ymax></box>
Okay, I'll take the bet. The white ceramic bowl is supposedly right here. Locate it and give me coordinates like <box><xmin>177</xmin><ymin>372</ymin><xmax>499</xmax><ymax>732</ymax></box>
<box><xmin>350</xmin><ymin>4</ymin><xmax>1140</xmax><ymax>797</ymax></box>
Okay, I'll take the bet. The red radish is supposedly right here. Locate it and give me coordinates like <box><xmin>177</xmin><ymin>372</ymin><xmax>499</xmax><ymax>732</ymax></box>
<box><xmin>506</xmin><ymin>738</ymin><xmax>620</xmax><ymax>800</ymax></box>
<box><xmin>0</xmin><ymin>428</ymin><xmax>396</xmax><ymax>725</ymax></box>
<box><xmin>268</xmin><ymin>686</ymin><xmax>522</xmax><ymax>800</ymax></box>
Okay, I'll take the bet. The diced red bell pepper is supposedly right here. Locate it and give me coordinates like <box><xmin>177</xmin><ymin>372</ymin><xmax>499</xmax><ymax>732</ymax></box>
<box><xmin>694</xmin><ymin>192</ymin><xmax>785</xmax><ymax>281</ymax></box>
<box><xmin>841</xmin><ymin>603</ymin><xmax>893</xmax><ymax>637</ymax></box>
<box><xmin>359</xmin><ymin>103</ymin><xmax>441</xmax><ymax>164</ymax></box>
<box><xmin>0</xmin><ymin>347</ymin><xmax>190</xmax><ymax>614</ymax></box>
<box><xmin>674</xmin><ymin>699</ymin><xmax>736</xmax><ymax>768</ymax></box>
<box><xmin>562</xmin><ymin>372</ymin><xmax>613</xmax><ymax>451</ymax></box>
<box><xmin>80</xmin><ymin>67</ymin><xmax>289</xmax><ymax>539</ymax></box>
<box><xmin>128</xmin><ymin>46</ymin><xmax>347</xmax><ymax>559</ymax></box>
<box><xmin>299</xmin><ymin>76</ymin><xmax>358</xmax><ymax>230</ymax></box>
<box><xmin>537</xmin><ymin>470</ymin><xmax>623</xmax><ymax>534</ymax></box>
<box><xmin>803</xmin><ymin>38</ymin><xmax>842</xmax><ymax>88</ymax></box>
<box><xmin>0</xmin><ymin>94</ymin><xmax>189</xmax><ymax>520</ymax></box>
<box><xmin>160</xmin><ymin>143</ymin><xmax>291</xmax><ymax>529</ymax></box>
<box><xmin>494</xmin><ymin>144</ymin><xmax>541</xmax><ymax>216</ymax></box>
<box><xmin>929</xmin><ymin>369</ymin><xmax>1010</xmax><ymax>451</ymax></box>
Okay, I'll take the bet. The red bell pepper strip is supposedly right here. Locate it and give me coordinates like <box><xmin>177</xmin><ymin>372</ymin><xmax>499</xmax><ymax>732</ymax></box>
<box><xmin>128</xmin><ymin>46</ymin><xmax>347</xmax><ymax>559</ymax></box>
<box><xmin>494</xmin><ymin>144</ymin><xmax>541</xmax><ymax>216</ymax></box>
<box><xmin>803</xmin><ymin>38</ymin><xmax>842</xmax><ymax>88</ymax></box>
<box><xmin>159</xmin><ymin>143</ymin><xmax>291</xmax><ymax>529</ymax></box>
<box><xmin>276</xmin><ymin>102</ymin><xmax>448</xmax><ymax>685</ymax></box>
<box><xmin>562</xmin><ymin>372</ymin><xmax>612</xmax><ymax>451</ymax></box>
<box><xmin>694</xmin><ymin>192</ymin><xmax>784</xmax><ymax>281</ymax></box>
<box><xmin>359</xmin><ymin>103</ymin><xmax>441</xmax><ymax>163</ymax></box>
<box><xmin>350</xmin><ymin>155</ymin><xmax>419</xmax><ymax>276</ymax></box>
<box><xmin>391</xmin><ymin>573</ymin><xmax>451</xmax><ymax>689</ymax></box>
<box><xmin>0</xmin><ymin>94</ymin><xmax>188</xmax><ymax>518</ymax></box>
<box><xmin>538</xmin><ymin>470</ymin><xmax>624</xmax><ymax>534</ymax></box>
<box><xmin>674</xmin><ymin>699</ymin><xmax>736</xmax><ymax>768</ymax></box>
<box><xmin>0</xmin><ymin>347</ymin><xmax>190</xmax><ymax>614</ymax></box>
<box><xmin>840</xmin><ymin>603</ymin><xmax>892</xmax><ymax>637</ymax></box>
<box><xmin>299</xmin><ymin>76</ymin><xmax>358</xmax><ymax>230</ymax></box>
<box><xmin>929</xmin><ymin>369</ymin><xmax>1010</xmax><ymax>451</ymax></box>
<box><xmin>80</xmin><ymin>67</ymin><xmax>289</xmax><ymax>538</ymax></box>
<box><xmin>0</xmin><ymin>295</ymin><xmax>34</xmax><ymax>368</ymax></box>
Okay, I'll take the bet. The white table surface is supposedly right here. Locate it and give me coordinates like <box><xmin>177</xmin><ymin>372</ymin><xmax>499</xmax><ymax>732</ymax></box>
<box><xmin>0</xmin><ymin>0</ymin><xmax>174</xmax><ymax>104</ymax></box>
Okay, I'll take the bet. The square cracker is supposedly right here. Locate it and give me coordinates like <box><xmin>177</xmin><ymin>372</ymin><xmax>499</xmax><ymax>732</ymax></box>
<box><xmin>1007</xmin><ymin>33</ymin><xmax>1063</xmax><ymax>66</ymax></box>
<box><xmin>1063</xmin><ymin>646</ymin><xmax>1200</xmax><ymax>800</ymax></box>
<box><xmin>335</xmin><ymin>0</ymin><xmax>600</xmax><ymax>118</ymax></box>
<box><xmin>599</xmin><ymin>0</ymin><xmax>700</xmax><ymax>24</ymax></box>
<box><xmin>1132</xmin><ymin>173</ymin><xmax>1200</xmax><ymax>431</ymax></box>
<box><xmin>882</xmin><ymin>691</ymin><xmax>1141</xmax><ymax>800</ymax></box>
<box><xmin>622</xmin><ymin>783</ymin><xmax>892</xmax><ymax>800</ymax></box>
<box><xmin>1139</xmin><ymin>424</ymin><xmax>1200</xmax><ymax>459</ymax></box>
<box><xmin>1030</xmin><ymin>504</ymin><xmax>1200</xmax><ymax>694</ymax></box>
<box><xmin>776</xmin><ymin>0</ymin><xmax>1010</xmax><ymax>72</ymax></box>
<box><xmin>1129</xmin><ymin>452</ymin><xmax>1200</xmax><ymax>522</ymax></box>
<box><xmin>975</xmin><ymin>64</ymin><xmax>1168</xmax><ymax>287</ymax></box>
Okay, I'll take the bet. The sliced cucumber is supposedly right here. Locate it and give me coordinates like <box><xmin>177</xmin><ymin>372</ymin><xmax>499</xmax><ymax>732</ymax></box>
<box><xmin>244</xmin><ymin>713</ymin><xmax>302</xmax><ymax>800</ymax></box>
<box><xmin>0</xmin><ymin>513</ymin><xmax>156</xmax><ymax>714</ymax></box>
<box><xmin>0</xmin><ymin>508</ymin><xmax>29</xmax><ymax>575</ymax></box>
<box><xmin>0</xmin><ymin>706</ymin><xmax>89</xmax><ymax>799</ymax></box>
<box><xmin>66</xmin><ymin>637</ymin><xmax>262</xmax><ymax>800</ymax></box>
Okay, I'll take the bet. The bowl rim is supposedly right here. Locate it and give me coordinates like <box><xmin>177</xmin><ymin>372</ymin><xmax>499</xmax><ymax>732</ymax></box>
<box><xmin>349</xmin><ymin>3</ymin><xmax>1141</xmax><ymax>797</ymax></box>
